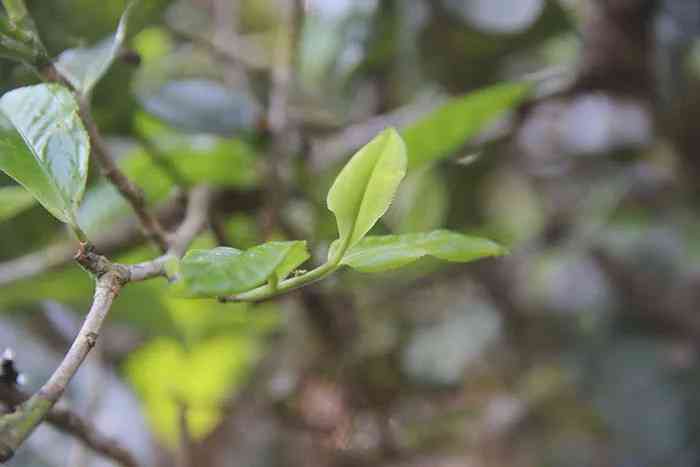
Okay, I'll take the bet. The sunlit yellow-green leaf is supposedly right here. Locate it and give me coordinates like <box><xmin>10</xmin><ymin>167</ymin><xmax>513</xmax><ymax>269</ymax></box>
<box><xmin>125</xmin><ymin>335</ymin><xmax>259</xmax><ymax>446</ymax></box>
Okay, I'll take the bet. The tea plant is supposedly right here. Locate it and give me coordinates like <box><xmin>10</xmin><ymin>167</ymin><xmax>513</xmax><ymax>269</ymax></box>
<box><xmin>0</xmin><ymin>1</ymin><xmax>530</xmax><ymax>462</ymax></box>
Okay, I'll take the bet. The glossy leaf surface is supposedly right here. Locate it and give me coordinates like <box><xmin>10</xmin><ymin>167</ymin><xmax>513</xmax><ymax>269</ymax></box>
<box><xmin>0</xmin><ymin>84</ymin><xmax>89</xmax><ymax>225</ymax></box>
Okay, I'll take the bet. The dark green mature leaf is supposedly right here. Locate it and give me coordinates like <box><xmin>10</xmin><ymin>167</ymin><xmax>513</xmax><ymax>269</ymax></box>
<box><xmin>139</xmin><ymin>79</ymin><xmax>262</xmax><ymax>136</ymax></box>
<box><xmin>327</xmin><ymin>128</ymin><xmax>407</xmax><ymax>256</ymax></box>
<box><xmin>0</xmin><ymin>84</ymin><xmax>90</xmax><ymax>226</ymax></box>
<box><xmin>0</xmin><ymin>185</ymin><xmax>35</xmax><ymax>221</ymax></box>
<box><xmin>55</xmin><ymin>5</ymin><xmax>132</xmax><ymax>96</ymax></box>
<box><xmin>177</xmin><ymin>241</ymin><xmax>309</xmax><ymax>297</ymax></box>
<box><xmin>341</xmin><ymin>230</ymin><xmax>506</xmax><ymax>273</ymax></box>
<box><xmin>402</xmin><ymin>82</ymin><xmax>531</xmax><ymax>171</ymax></box>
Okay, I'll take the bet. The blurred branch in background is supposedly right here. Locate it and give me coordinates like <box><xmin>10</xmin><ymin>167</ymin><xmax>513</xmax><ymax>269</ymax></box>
<box><xmin>0</xmin><ymin>367</ymin><xmax>140</xmax><ymax>467</ymax></box>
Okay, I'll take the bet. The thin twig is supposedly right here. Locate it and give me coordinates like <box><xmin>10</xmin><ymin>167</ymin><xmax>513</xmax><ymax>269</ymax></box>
<box><xmin>0</xmin><ymin>187</ymin><xmax>228</xmax><ymax>287</ymax></box>
<box><xmin>78</xmin><ymin>99</ymin><xmax>170</xmax><ymax>252</ymax></box>
<box><xmin>0</xmin><ymin>255</ymin><xmax>125</xmax><ymax>462</ymax></box>
<box><xmin>259</xmin><ymin>0</ymin><xmax>298</xmax><ymax>238</ymax></box>
<box><xmin>168</xmin><ymin>186</ymin><xmax>213</xmax><ymax>258</ymax></box>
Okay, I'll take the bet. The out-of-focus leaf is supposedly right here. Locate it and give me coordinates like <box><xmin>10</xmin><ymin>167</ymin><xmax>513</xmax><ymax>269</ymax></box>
<box><xmin>385</xmin><ymin>168</ymin><xmax>449</xmax><ymax>233</ymax></box>
<box><xmin>0</xmin><ymin>84</ymin><xmax>90</xmax><ymax>226</ymax></box>
<box><xmin>176</xmin><ymin>241</ymin><xmax>309</xmax><ymax>297</ymax></box>
<box><xmin>0</xmin><ymin>0</ymin><xmax>48</xmax><ymax>66</ymax></box>
<box><xmin>327</xmin><ymin>128</ymin><xmax>407</xmax><ymax>256</ymax></box>
<box><xmin>132</xmin><ymin>26</ymin><xmax>173</xmax><ymax>65</ymax></box>
<box><xmin>134</xmin><ymin>112</ymin><xmax>259</xmax><ymax>187</ymax></box>
<box><xmin>78</xmin><ymin>130</ymin><xmax>257</xmax><ymax>237</ymax></box>
<box><xmin>402</xmin><ymin>82</ymin><xmax>531</xmax><ymax>170</ymax></box>
<box><xmin>0</xmin><ymin>185</ymin><xmax>35</xmax><ymax>221</ymax></box>
<box><xmin>139</xmin><ymin>79</ymin><xmax>262</xmax><ymax>135</ymax></box>
<box><xmin>125</xmin><ymin>335</ymin><xmax>259</xmax><ymax>446</ymax></box>
<box><xmin>340</xmin><ymin>230</ymin><xmax>506</xmax><ymax>273</ymax></box>
<box><xmin>164</xmin><ymin>296</ymin><xmax>281</xmax><ymax>345</ymax></box>
<box><xmin>54</xmin><ymin>5</ymin><xmax>132</xmax><ymax>96</ymax></box>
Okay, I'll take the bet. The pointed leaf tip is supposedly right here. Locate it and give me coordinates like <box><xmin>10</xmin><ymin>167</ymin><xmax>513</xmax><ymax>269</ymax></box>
<box><xmin>327</xmin><ymin>127</ymin><xmax>407</xmax><ymax>258</ymax></box>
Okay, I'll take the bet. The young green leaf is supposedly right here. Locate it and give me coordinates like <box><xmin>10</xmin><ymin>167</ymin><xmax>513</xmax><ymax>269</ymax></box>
<box><xmin>327</xmin><ymin>127</ymin><xmax>407</xmax><ymax>258</ymax></box>
<box><xmin>273</xmin><ymin>241</ymin><xmax>310</xmax><ymax>282</ymax></box>
<box><xmin>0</xmin><ymin>185</ymin><xmax>35</xmax><ymax>221</ymax></box>
<box><xmin>177</xmin><ymin>241</ymin><xmax>309</xmax><ymax>297</ymax></box>
<box><xmin>54</xmin><ymin>4</ymin><xmax>132</xmax><ymax>96</ymax></box>
<box><xmin>403</xmin><ymin>82</ymin><xmax>531</xmax><ymax>171</ymax></box>
<box><xmin>340</xmin><ymin>230</ymin><xmax>506</xmax><ymax>273</ymax></box>
<box><xmin>0</xmin><ymin>84</ymin><xmax>90</xmax><ymax>226</ymax></box>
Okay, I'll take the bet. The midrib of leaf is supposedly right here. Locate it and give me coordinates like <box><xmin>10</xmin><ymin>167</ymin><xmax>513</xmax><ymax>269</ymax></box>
<box><xmin>1</xmin><ymin>100</ymin><xmax>70</xmax><ymax>222</ymax></box>
<box><xmin>332</xmin><ymin>133</ymin><xmax>392</xmax><ymax>260</ymax></box>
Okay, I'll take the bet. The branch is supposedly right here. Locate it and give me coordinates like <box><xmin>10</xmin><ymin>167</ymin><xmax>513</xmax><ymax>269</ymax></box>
<box><xmin>0</xmin><ymin>261</ymin><xmax>125</xmax><ymax>462</ymax></box>
<box><xmin>168</xmin><ymin>185</ymin><xmax>214</xmax><ymax>258</ymax></box>
<box><xmin>0</xmin><ymin>383</ymin><xmax>140</xmax><ymax>467</ymax></box>
<box><xmin>129</xmin><ymin>186</ymin><xmax>213</xmax><ymax>281</ymax></box>
<box><xmin>0</xmin><ymin>186</ymin><xmax>231</xmax><ymax>288</ymax></box>
<box><xmin>78</xmin><ymin>98</ymin><xmax>170</xmax><ymax>252</ymax></box>
<box><xmin>0</xmin><ymin>201</ymin><xmax>216</xmax><ymax>461</ymax></box>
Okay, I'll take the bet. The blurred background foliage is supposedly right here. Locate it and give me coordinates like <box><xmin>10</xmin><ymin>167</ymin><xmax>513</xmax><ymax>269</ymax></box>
<box><xmin>2</xmin><ymin>0</ymin><xmax>700</xmax><ymax>466</ymax></box>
